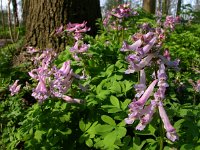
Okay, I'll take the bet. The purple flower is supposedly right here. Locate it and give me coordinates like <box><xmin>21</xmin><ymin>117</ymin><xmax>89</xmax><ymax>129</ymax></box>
<box><xmin>125</xmin><ymin>54</ymin><xmax>155</xmax><ymax>74</ymax></box>
<box><xmin>62</xmin><ymin>95</ymin><xmax>82</xmax><ymax>103</ymax></box>
<box><xmin>164</xmin><ymin>16</ymin><xmax>180</xmax><ymax>31</ymax></box>
<box><xmin>124</xmin><ymin>79</ymin><xmax>158</xmax><ymax>124</ymax></box>
<box><xmin>126</xmin><ymin>54</ymin><xmax>141</xmax><ymax>64</ymax></box>
<box><xmin>9</xmin><ymin>80</ymin><xmax>21</xmax><ymax>96</ymax></box>
<box><xmin>163</xmin><ymin>49</ymin><xmax>171</xmax><ymax>60</ymax></box>
<box><xmin>111</xmin><ymin>3</ymin><xmax>136</xmax><ymax>19</ymax></box>
<box><xmin>67</xmin><ymin>21</ymin><xmax>90</xmax><ymax>33</ymax></box>
<box><xmin>32</xmin><ymin>77</ymin><xmax>49</xmax><ymax>102</ymax></box>
<box><xmin>136</xmin><ymin>100</ymin><xmax>157</xmax><ymax>130</ymax></box>
<box><xmin>158</xmin><ymin>102</ymin><xmax>179</xmax><ymax>142</ymax></box>
<box><xmin>142</xmin><ymin>36</ymin><xmax>157</xmax><ymax>54</ymax></box>
<box><xmin>158</xmin><ymin>55</ymin><xmax>180</xmax><ymax>70</ymax></box>
<box><xmin>70</xmin><ymin>41</ymin><xmax>89</xmax><ymax>53</ymax></box>
<box><xmin>157</xmin><ymin>63</ymin><xmax>169</xmax><ymax>87</ymax></box>
<box><xmin>27</xmin><ymin>46</ymin><xmax>38</xmax><ymax>54</ymax></box>
<box><xmin>121</xmin><ymin>40</ymin><xmax>142</xmax><ymax>52</ymax></box>
<box><xmin>189</xmin><ymin>79</ymin><xmax>200</xmax><ymax>93</ymax></box>
<box><xmin>134</xmin><ymin>69</ymin><xmax>146</xmax><ymax>98</ymax></box>
<box><xmin>196</xmin><ymin>80</ymin><xmax>200</xmax><ymax>92</ymax></box>
<box><xmin>50</xmin><ymin>61</ymin><xmax>73</xmax><ymax>98</ymax></box>
<box><xmin>55</xmin><ymin>25</ymin><xmax>64</xmax><ymax>35</ymax></box>
<box><xmin>134</xmin><ymin>79</ymin><xmax>158</xmax><ymax>107</ymax></box>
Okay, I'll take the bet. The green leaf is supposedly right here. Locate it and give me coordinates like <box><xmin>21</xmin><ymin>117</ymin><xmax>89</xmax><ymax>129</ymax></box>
<box><xmin>103</xmin><ymin>131</ymin><xmax>117</xmax><ymax>148</ymax></box>
<box><xmin>132</xmin><ymin>137</ymin><xmax>146</xmax><ymax>150</ymax></box>
<box><xmin>121</xmin><ymin>99</ymin><xmax>131</xmax><ymax>110</ymax></box>
<box><xmin>34</xmin><ymin>130</ymin><xmax>46</xmax><ymax>142</ymax></box>
<box><xmin>96</xmin><ymin>90</ymin><xmax>110</xmax><ymax>100</ymax></box>
<box><xmin>110</xmin><ymin>81</ymin><xmax>121</xmax><ymax>94</ymax></box>
<box><xmin>108</xmin><ymin>108</ymin><xmax>121</xmax><ymax>113</ymax></box>
<box><xmin>115</xmin><ymin>60</ymin><xmax>123</xmax><ymax>69</ymax></box>
<box><xmin>59</xmin><ymin>114</ymin><xmax>70</xmax><ymax>123</ymax></box>
<box><xmin>110</xmin><ymin>95</ymin><xmax>120</xmax><ymax>108</ymax></box>
<box><xmin>116</xmin><ymin>127</ymin><xmax>127</xmax><ymax>138</ymax></box>
<box><xmin>101</xmin><ymin>115</ymin><xmax>116</xmax><ymax>126</ymax></box>
<box><xmin>123</xmin><ymin>80</ymin><xmax>133</xmax><ymax>93</ymax></box>
<box><xmin>79</xmin><ymin>120</ymin><xmax>86</xmax><ymax>132</ymax></box>
<box><xmin>105</xmin><ymin>65</ymin><xmax>115</xmax><ymax>77</ymax></box>
<box><xmin>95</xmin><ymin>124</ymin><xmax>114</xmax><ymax>133</ymax></box>
<box><xmin>86</xmin><ymin>139</ymin><xmax>93</xmax><ymax>147</ymax></box>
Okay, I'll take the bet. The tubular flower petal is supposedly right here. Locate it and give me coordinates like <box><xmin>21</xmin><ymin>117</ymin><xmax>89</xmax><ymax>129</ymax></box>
<box><xmin>124</xmin><ymin>79</ymin><xmax>158</xmax><ymax>125</ymax></box>
<box><xmin>158</xmin><ymin>102</ymin><xmax>179</xmax><ymax>142</ymax></box>
<box><xmin>142</xmin><ymin>36</ymin><xmax>157</xmax><ymax>54</ymax></box>
<box><xmin>121</xmin><ymin>40</ymin><xmax>142</xmax><ymax>52</ymax></box>
<box><xmin>134</xmin><ymin>69</ymin><xmax>146</xmax><ymax>98</ymax></box>
<box><xmin>136</xmin><ymin>100</ymin><xmax>157</xmax><ymax>130</ymax></box>
<box><xmin>62</xmin><ymin>95</ymin><xmax>82</xmax><ymax>103</ymax></box>
<box><xmin>32</xmin><ymin>77</ymin><xmax>49</xmax><ymax>102</ymax></box>
<box><xmin>125</xmin><ymin>54</ymin><xmax>154</xmax><ymax>74</ymax></box>
<box><xmin>136</xmin><ymin>79</ymin><xmax>158</xmax><ymax>106</ymax></box>
<box><xmin>158</xmin><ymin>55</ymin><xmax>180</xmax><ymax>70</ymax></box>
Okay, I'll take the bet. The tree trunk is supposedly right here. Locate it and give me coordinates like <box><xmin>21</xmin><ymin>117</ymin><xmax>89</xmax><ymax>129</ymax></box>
<box><xmin>158</xmin><ymin>0</ymin><xmax>162</xmax><ymax>13</ymax></box>
<box><xmin>0</xmin><ymin>0</ymin><xmax>5</xmax><ymax>30</ymax></box>
<box><xmin>12</xmin><ymin>0</ymin><xmax>19</xmax><ymax>26</ymax></box>
<box><xmin>162</xmin><ymin>0</ymin><xmax>170</xmax><ymax>15</ymax></box>
<box><xmin>143</xmin><ymin>0</ymin><xmax>156</xmax><ymax>14</ymax></box>
<box><xmin>24</xmin><ymin>0</ymin><xmax>101</xmax><ymax>50</ymax></box>
<box><xmin>176</xmin><ymin>0</ymin><xmax>182</xmax><ymax>16</ymax></box>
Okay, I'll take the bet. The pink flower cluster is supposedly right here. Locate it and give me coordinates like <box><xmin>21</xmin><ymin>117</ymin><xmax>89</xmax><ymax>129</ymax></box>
<box><xmin>55</xmin><ymin>22</ymin><xmax>90</xmax><ymax>61</ymax></box>
<box><xmin>103</xmin><ymin>3</ymin><xmax>138</xmax><ymax>30</ymax></box>
<box><xmin>189</xmin><ymin>79</ymin><xmax>200</xmax><ymax>93</ymax></box>
<box><xmin>164</xmin><ymin>16</ymin><xmax>180</xmax><ymax>31</ymax></box>
<box><xmin>10</xmin><ymin>48</ymin><xmax>83</xmax><ymax>104</ymax></box>
<box><xmin>123</xmin><ymin>17</ymin><xmax>180</xmax><ymax>142</ymax></box>
<box><xmin>55</xmin><ymin>21</ymin><xmax>90</xmax><ymax>40</ymax></box>
<box><xmin>9</xmin><ymin>80</ymin><xmax>21</xmax><ymax>96</ymax></box>
<box><xmin>28</xmin><ymin>48</ymin><xmax>83</xmax><ymax>103</ymax></box>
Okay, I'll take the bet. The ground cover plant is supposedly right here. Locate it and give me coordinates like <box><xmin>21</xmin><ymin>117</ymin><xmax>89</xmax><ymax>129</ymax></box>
<box><xmin>0</xmin><ymin>3</ymin><xmax>200</xmax><ymax>150</ymax></box>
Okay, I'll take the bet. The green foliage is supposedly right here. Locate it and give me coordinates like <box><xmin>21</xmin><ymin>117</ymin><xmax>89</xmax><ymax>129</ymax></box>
<box><xmin>1</xmin><ymin>6</ymin><xmax>200</xmax><ymax>150</ymax></box>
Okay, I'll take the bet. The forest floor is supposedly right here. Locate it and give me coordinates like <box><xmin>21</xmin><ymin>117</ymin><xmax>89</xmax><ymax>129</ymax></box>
<box><xmin>0</xmin><ymin>39</ymin><xmax>12</xmax><ymax>48</ymax></box>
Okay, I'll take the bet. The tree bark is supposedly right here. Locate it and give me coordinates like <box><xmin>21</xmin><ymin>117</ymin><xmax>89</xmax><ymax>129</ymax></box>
<box><xmin>176</xmin><ymin>0</ymin><xmax>182</xmax><ymax>16</ymax></box>
<box><xmin>143</xmin><ymin>0</ymin><xmax>156</xmax><ymax>14</ymax></box>
<box><xmin>0</xmin><ymin>0</ymin><xmax>5</xmax><ymax>30</ymax></box>
<box><xmin>24</xmin><ymin>0</ymin><xmax>102</xmax><ymax>50</ymax></box>
<box><xmin>12</xmin><ymin>0</ymin><xmax>19</xmax><ymax>26</ymax></box>
<box><xmin>162</xmin><ymin>0</ymin><xmax>170</xmax><ymax>15</ymax></box>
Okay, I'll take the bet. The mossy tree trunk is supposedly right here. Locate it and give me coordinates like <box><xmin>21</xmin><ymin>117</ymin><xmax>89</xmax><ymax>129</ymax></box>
<box><xmin>142</xmin><ymin>0</ymin><xmax>156</xmax><ymax>14</ymax></box>
<box><xmin>24</xmin><ymin>0</ymin><xmax>101</xmax><ymax>50</ymax></box>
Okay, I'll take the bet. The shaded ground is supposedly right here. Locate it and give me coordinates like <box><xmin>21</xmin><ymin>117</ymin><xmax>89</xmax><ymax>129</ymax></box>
<box><xmin>0</xmin><ymin>39</ymin><xmax>12</xmax><ymax>48</ymax></box>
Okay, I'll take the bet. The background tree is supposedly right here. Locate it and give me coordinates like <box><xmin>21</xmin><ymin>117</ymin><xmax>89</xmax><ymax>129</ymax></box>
<box><xmin>11</xmin><ymin>0</ymin><xmax>19</xmax><ymax>26</ymax></box>
<box><xmin>143</xmin><ymin>0</ymin><xmax>156</xmax><ymax>14</ymax></box>
<box><xmin>24</xmin><ymin>0</ymin><xmax>101</xmax><ymax>50</ymax></box>
<box><xmin>162</xmin><ymin>0</ymin><xmax>170</xmax><ymax>15</ymax></box>
<box><xmin>176</xmin><ymin>0</ymin><xmax>182</xmax><ymax>15</ymax></box>
<box><xmin>0</xmin><ymin>0</ymin><xmax>5</xmax><ymax>30</ymax></box>
<box><xmin>104</xmin><ymin>0</ymin><xmax>124</xmax><ymax>13</ymax></box>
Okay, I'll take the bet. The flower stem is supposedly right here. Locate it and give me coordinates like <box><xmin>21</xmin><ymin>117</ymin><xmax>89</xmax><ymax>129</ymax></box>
<box><xmin>193</xmin><ymin>93</ymin><xmax>196</xmax><ymax>105</ymax></box>
<box><xmin>159</xmin><ymin>120</ymin><xmax>164</xmax><ymax>150</ymax></box>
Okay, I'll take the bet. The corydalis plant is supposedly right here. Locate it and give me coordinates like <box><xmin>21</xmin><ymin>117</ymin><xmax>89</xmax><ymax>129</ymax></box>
<box><xmin>11</xmin><ymin>48</ymin><xmax>83</xmax><ymax>104</ymax></box>
<box><xmin>56</xmin><ymin>22</ymin><xmax>90</xmax><ymax>61</ymax></box>
<box><xmin>28</xmin><ymin>48</ymin><xmax>83</xmax><ymax>103</ymax></box>
<box><xmin>103</xmin><ymin>3</ymin><xmax>138</xmax><ymax>30</ymax></box>
<box><xmin>55</xmin><ymin>21</ymin><xmax>90</xmax><ymax>41</ymax></box>
<box><xmin>123</xmin><ymin>16</ymin><xmax>180</xmax><ymax>142</ymax></box>
<box><xmin>9</xmin><ymin>80</ymin><xmax>21</xmax><ymax>96</ymax></box>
